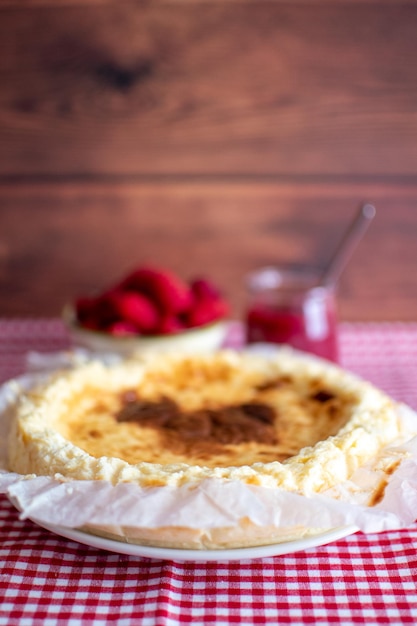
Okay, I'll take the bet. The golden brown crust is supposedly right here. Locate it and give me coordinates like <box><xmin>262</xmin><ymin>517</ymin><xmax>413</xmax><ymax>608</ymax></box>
<box><xmin>79</xmin><ymin>519</ymin><xmax>328</xmax><ymax>550</ymax></box>
<box><xmin>7</xmin><ymin>349</ymin><xmax>401</xmax><ymax>497</ymax></box>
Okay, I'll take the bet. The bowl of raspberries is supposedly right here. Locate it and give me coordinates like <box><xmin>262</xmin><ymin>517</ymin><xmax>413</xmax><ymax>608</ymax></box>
<box><xmin>64</xmin><ymin>265</ymin><xmax>230</xmax><ymax>356</ymax></box>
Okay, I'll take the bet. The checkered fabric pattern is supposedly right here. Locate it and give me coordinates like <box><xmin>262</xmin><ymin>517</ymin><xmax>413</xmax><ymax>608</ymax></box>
<box><xmin>0</xmin><ymin>319</ymin><xmax>416</xmax><ymax>626</ymax></box>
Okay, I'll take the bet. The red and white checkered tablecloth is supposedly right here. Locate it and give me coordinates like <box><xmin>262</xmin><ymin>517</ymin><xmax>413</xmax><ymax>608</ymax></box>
<box><xmin>0</xmin><ymin>319</ymin><xmax>416</xmax><ymax>626</ymax></box>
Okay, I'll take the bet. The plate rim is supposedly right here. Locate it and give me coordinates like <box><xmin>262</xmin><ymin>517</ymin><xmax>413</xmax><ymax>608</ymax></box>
<box><xmin>32</xmin><ymin>519</ymin><xmax>359</xmax><ymax>561</ymax></box>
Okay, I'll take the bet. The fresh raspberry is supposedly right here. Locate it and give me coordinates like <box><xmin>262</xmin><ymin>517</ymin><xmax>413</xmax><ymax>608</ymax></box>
<box><xmin>185</xmin><ymin>277</ymin><xmax>229</xmax><ymax>327</ymax></box>
<box><xmin>78</xmin><ymin>316</ymin><xmax>102</xmax><ymax>332</ymax></box>
<box><xmin>186</xmin><ymin>297</ymin><xmax>229</xmax><ymax>328</ymax></box>
<box><xmin>109</xmin><ymin>290</ymin><xmax>159</xmax><ymax>333</ymax></box>
<box><xmin>74</xmin><ymin>266</ymin><xmax>229</xmax><ymax>335</ymax></box>
<box><xmin>118</xmin><ymin>266</ymin><xmax>192</xmax><ymax>315</ymax></box>
<box><xmin>75</xmin><ymin>294</ymin><xmax>118</xmax><ymax>329</ymax></box>
<box><xmin>157</xmin><ymin>315</ymin><xmax>186</xmax><ymax>335</ymax></box>
<box><xmin>106</xmin><ymin>320</ymin><xmax>140</xmax><ymax>336</ymax></box>
<box><xmin>75</xmin><ymin>297</ymin><xmax>97</xmax><ymax>324</ymax></box>
<box><xmin>190</xmin><ymin>278</ymin><xmax>221</xmax><ymax>301</ymax></box>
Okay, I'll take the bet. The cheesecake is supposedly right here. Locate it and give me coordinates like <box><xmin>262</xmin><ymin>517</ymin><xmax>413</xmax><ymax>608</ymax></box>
<box><xmin>7</xmin><ymin>349</ymin><xmax>402</xmax><ymax>548</ymax></box>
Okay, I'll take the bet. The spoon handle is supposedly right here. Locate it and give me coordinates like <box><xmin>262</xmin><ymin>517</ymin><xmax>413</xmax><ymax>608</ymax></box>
<box><xmin>320</xmin><ymin>203</ymin><xmax>376</xmax><ymax>287</ymax></box>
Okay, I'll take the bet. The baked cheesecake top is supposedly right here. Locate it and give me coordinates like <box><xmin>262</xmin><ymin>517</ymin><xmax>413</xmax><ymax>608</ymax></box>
<box><xmin>8</xmin><ymin>349</ymin><xmax>401</xmax><ymax>494</ymax></box>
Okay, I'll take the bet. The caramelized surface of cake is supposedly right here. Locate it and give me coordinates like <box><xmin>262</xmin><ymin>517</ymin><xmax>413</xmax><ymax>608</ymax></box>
<box><xmin>55</xmin><ymin>360</ymin><xmax>357</xmax><ymax>468</ymax></box>
<box><xmin>8</xmin><ymin>349</ymin><xmax>401</xmax><ymax>493</ymax></box>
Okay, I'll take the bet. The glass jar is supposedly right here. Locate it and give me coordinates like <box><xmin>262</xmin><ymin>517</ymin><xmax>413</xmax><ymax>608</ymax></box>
<box><xmin>245</xmin><ymin>267</ymin><xmax>339</xmax><ymax>362</ymax></box>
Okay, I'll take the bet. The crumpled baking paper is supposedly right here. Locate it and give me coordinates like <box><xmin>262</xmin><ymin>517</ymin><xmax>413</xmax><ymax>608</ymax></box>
<box><xmin>0</xmin><ymin>349</ymin><xmax>417</xmax><ymax>536</ymax></box>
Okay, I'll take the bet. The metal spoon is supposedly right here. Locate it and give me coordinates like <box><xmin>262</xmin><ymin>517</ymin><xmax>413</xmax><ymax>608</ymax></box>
<box><xmin>319</xmin><ymin>203</ymin><xmax>376</xmax><ymax>287</ymax></box>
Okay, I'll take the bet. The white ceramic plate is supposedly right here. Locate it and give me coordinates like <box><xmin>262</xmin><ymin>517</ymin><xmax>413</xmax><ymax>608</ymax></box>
<box><xmin>33</xmin><ymin>520</ymin><xmax>358</xmax><ymax>561</ymax></box>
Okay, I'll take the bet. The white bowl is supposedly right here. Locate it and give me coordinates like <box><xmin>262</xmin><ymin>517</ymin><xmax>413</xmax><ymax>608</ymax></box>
<box><xmin>63</xmin><ymin>306</ymin><xmax>229</xmax><ymax>357</ymax></box>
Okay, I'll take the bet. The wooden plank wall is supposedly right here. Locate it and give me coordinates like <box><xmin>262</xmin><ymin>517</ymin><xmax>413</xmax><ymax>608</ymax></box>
<box><xmin>1</xmin><ymin>1</ymin><xmax>416</xmax><ymax>321</ymax></box>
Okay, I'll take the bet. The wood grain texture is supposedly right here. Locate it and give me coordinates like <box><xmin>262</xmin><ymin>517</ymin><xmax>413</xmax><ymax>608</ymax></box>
<box><xmin>1</xmin><ymin>2</ymin><xmax>417</xmax><ymax>177</ymax></box>
<box><xmin>1</xmin><ymin>181</ymin><xmax>416</xmax><ymax>321</ymax></box>
<box><xmin>1</xmin><ymin>2</ymin><xmax>416</xmax><ymax>324</ymax></box>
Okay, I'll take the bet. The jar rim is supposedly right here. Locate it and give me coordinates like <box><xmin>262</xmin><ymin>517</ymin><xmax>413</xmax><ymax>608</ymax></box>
<box><xmin>246</xmin><ymin>266</ymin><xmax>329</xmax><ymax>293</ymax></box>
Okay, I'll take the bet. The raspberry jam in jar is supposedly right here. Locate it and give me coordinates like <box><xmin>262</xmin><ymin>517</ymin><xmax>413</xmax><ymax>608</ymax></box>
<box><xmin>245</xmin><ymin>267</ymin><xmax>339</xmax><ymax>362</ymax></box>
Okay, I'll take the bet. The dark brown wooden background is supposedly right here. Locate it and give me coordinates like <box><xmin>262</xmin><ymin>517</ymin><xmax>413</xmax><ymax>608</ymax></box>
<box><xmin>1</xmin><ymin>1</ymin><xmax>417</xmax><ymax>322</ymax></box>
